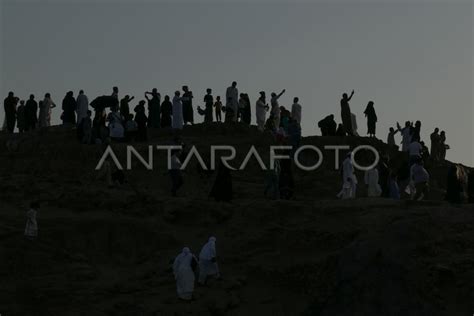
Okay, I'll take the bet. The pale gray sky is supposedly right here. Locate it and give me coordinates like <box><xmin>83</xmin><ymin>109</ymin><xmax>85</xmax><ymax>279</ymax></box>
<box><xmin>1</xmin><ymin>0</ymin><xmax>473</xmax><ymax>165</ymax></box>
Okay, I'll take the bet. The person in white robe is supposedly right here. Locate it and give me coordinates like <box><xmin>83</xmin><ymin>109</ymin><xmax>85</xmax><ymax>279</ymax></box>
<box><xmin>24</xmin><ymin>202</ymin><xmax>39</xmax><ymax>239</ymax></box>
<box><xmin>107</xmin><ymin>108</ymin><xmax>124</xmax><ymax>139</ymax></box>
<box><xmin>39</xmin><ymin>93</ymin><xmax>56</xmax><ymax>127</ymax></box>
<box><xmin>226</xmin><ymin>81</ymin><xmax>239</xmax><ymax>121</ymax></box>
<box><xmin>256</xmin><ymin>91</ymin><xmax>269</xmax><ymax>131</ymax></box>
<box><xmin>351</xmin><ymin>113</ymin><xmax>359</xmax><ymax>136</ymax></box>
<box><xmin>172</xmin><ymin>91</ymin><xmax>183</xmax><ymax>130</ymax></box>
<box><xmin>364</xmin><ymin>167</ymin><xmax>382</xmax><ymax>197</ymax></box>
<box><xmin>173</xmin><ymin>247</ymin><xmax>197</xmax><ymax>300</ymax></box>
<box><xmin>397</xmin><ymin>121</ymin><xmax>412</xmax><ymax>152</ymax></box>
<box><xmin>291</xmin><ymin>97</ymin><xmax>302</xmax><ymax>126</ymax></box>
<box><xmin>198</xmin><ymin>236</ymin><xmax>220</xmax><ymax>285</ymax></box>
<box><xmin>337</xmin><ymin>153</ymin><xmax>357</xmax><ymax>199</ymax></box>
<box><xmin>270</xmin><ymin>89</ymin><xmax>285</xmax><ymax>129</ymax></box>
<box><xmin>76</xmin><ymin>90</ymin><xmax>89</xmax><ymax>126</ymax></box>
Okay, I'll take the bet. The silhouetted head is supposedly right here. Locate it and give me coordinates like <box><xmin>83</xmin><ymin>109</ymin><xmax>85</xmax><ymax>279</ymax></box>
<box><xmin>216</xmin><ymin>96</ymin><xmax>221</xmax><ymax>101</ymax></box>
<box><xmin>128</xmin><ymin>114</ymin><xmax>134</xmax><ymax>120</ymax></box>
<box><xmin>389</xmin><ymin>127</ymin><xmax>395</xmax><ymax>132</ymax></box>
<box><xmin>124</xmin><ymin>95</ymin><xmax>130</xmax><ymax>100</ymax></box>
<box><xmin>113</xmin><ymin>86</ymin><xmax>118</xmax><ymax>93</ymax></box>
<box><xmin>271</xmin><ymin>92</ymin><xmax>276</xmax><ymax>98</ymax></box>
<box><xmin>14</xmin><ymin>97</ymin><xmax>19</xmax><ymax>104</ymax></box>
<box><xmin>182</xmin><ymin>86</ymin><xmax>188</xmax><ymax>92</ymax></box>
<box><xmin>67</xmin><ymin>91</ymin><xmax>73</xmax><ymax>97</ymax></box>
<box><xmin>206</xmin><ymin>88</ymin><xmax>212</xmax><ymax>94</ymax></box>
<box><xmin>232</xmin><ymin>81</ymin><xmax>237</xmax><ymax>88</ymax></box>
<box><xmin>152</xmin><ymin>88</ymin><xmax>158</xmax><ymax>94</ymax></box>
<box><xmin>164</xmin><ymin>95</ymin><xmax>170</xmax><ymax>101</ymax></box>
<box><xmin>293</xmin><ymin>97</ymin><xmax>299</xmax><ymax>103</ymax></box>
<box><xmin>175</xmin><ymin>91</ymin><xmax>180</xmax><ymax>96</ymax></box>
<box><xmin>342</xmin><ymin>93</ymin><xmax>348</xmax><ymax>100</ymax></box>
<box><xmin>79</xmin><ymin>90</ymin><xmax>84</xmax><ymax>94</ymax></box>
<box><xmin>259</xmin><ymin>91</ymin><xmax>265</xmax><ymax>97</ymax></box>
<box><xmin>329</xmin><ymin>114</ymin><xmax>334</xmax><ymax>119</ymax></box>
<box><xmin>45</xmin><ymin>93</ymin><xmax>51</xmax><ymax>98</ymax></box>
<box><xmin>139</xmin><ymin>100</ymin><xmax>146</xmax><ymax>106</ymax></box>
<box><xmin>240</xmin><ymin>93</ymin><xmax>244</xmax><ymax>98</ymax></box>
<box><xmin>20</xmin><ymin>100</ymin><xmax>25</xmax><ymax>105</ymax></box>
<box><xmin>368</xmin><ymin>101</ymin><xmax>374</xmax><ymax>107</ymax></box>
<box><xmin>8</xmin><ymin>91</ymin><xmax>14</xmax><ymax>97</ymax></box>
<box><xmin>415</xmin><ymin>120</ymin><xmax>421</xmax><ymax>127</ymax></box>
<box><xmin>29</xmin><ymin>94</ymin><xmax>34</xmax><ymax>100</ymax></box>
<box><xmin>434</xmin><ymin>127</ymin><xmax>439</xmax><ymax>133</ymax></box>
<box><xmin>440</xmin><ymin>131</ymin><xmax>445</xmax><ymax>136</ymax></box>
<box><xmin>405</xmin><ymin>121</ymin><xmax>410</xmax><ymax>127</ymax></box>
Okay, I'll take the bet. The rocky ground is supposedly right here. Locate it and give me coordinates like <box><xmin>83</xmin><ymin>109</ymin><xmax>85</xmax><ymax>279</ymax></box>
<box><xmin>0</xmin><ymin>124</ymin><xmax>473</xmax><ymax>316</ymax></box>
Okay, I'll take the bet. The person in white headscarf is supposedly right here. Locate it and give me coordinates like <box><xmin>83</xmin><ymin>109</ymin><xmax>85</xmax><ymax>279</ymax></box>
<box><xmin>198</xmin><ymin>236</ymin><xmax>220</xmax><ymax>285</ymax></box>
<box><xmin>351</xmin><ymin>113</ymin><xmax>359</xmax><ymax>136</ymax></box>
<box><xmin>25</xmin><ymin>202</ymin><xmax>40</xmax><ymax>239</ymax></box>
<box><xmin>226</xmin><ymin>81</ymin><xmax>239</xmax><ymax>121</ymax></box>
<box><xmin>337</xmin><ymin>153</ymin><xmax>357</xmax><ymax>199</ymax></box>
<box><xmin>39</xmin><ymin>93</ymin><xmax>56</xmax><ymax>127</ymax></box>
<box><xmin>76</xmin><ymin>90</ymin><xmax>89</xmax><ymax>126</ymax></box>
<box><xmin>364</xmin><ymin>167</ymin><xmax>382</xmax><ymax>197</ymax></box>
<box><xmin>172</xmin><ymin>91</ymin><xmax>183</xmax><ymax>130</ymax></box>
<box><xmin>256</xmin><ymin>91</ymin><xmax>269</xmax><ymax>131</ymax></box>
<box><xmin>173</xmin><ymin>247</ymin><xmax>197</xmax><ymax>300</ymax></box>
<box><xmin>397</xmin><ymin>121</ymin><xmax>412</xmax><ymax>152</ymax></box>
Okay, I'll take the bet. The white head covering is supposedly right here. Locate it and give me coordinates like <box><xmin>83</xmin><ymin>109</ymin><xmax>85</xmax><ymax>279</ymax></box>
<box><xmin>199</xmin><ymin>237</ymin><xmax>217</xmax><ymax>261</ymax></box>
<box><xmin>173</xmin><ymin>247</ymin><xmax>192</xmax><ymax>277</ymax></box>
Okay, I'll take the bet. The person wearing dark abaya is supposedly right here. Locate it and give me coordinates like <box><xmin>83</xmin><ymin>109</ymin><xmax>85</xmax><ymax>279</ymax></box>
<box><xmin>120</xmin><ymin>95</ymin><xmax>134</xmax><ymax>120</ymax></box>
<box><xmin>134</xmin><ymin>100</ymin><xmax>148</xmax><ymax>141</ymax></box>
<box><xmin>412</xmin><ymin>121</ymin><xmax>422</xmax><ymax>143</ymax></box>
<box><xmin>209</xmin><ymin>162</ymin><xmax>233</xmax><ymax>202</ymax></box>
<box><xmin>17</xmin><ymin>100</ymin><xmax>26</xmax><ymax>133</ymax></box>
<box><xmin>336</xmin><ymin>123</ymin><xmax>346</xmax><ymax>137</ymax></box>
<box><xmin>340</xmin><ymin>90</ymin><xmax>354</xmax><ymax>136</ymax></box>
<box><xmin>445</xmin><ymin>164</ymin><xmax>464</xmax><ymax>203</ymax></box>
<box><xmin>160</xmin><ymin>95</ymin><xmax>173</xmax><ymax>128</ymax></box>
<box><xmin>145</xmin><ymin>88</ymin><xmax>161</xmax><ymax>128</ymax></box>
<box><xmin>318</xmin><ymin>114</ymin><xmax>337</xmax><ymax>136</ymax></box>
<box><xmin>182</xmin><ymin>86</ymin><xmax>194</xmax><ymax>125</ymax></box>
<box><xmin>363</xmin><ymin>101</ymin><xmax>377</xmax><ymax>137</ymax></box>
<box><xmin>279</xmin><ymin>156</ymin><xmax>295</xmax><ymax>200</ymax></box>
<box><xmin>25</xmin><ymin>94</ymin><xmax>38</xmax><ymax>131</ymax></box>
<box><xmin>4</xmin><ymin>92</ymin><xmax>17</xmax><ymax>133</ymax></box>
<box><xmin>242</xmin><ymin>93</ymin><xmax>251</xmax><ymax>125</ymax></box>
<box><xmin>203</xmin><ymin>89</ymin><xmax>214</xmax><ymax>123</ymax></box>
<box><xmin>62</xmin><ymin>91</ymin><xmax>77</xmax><ymax>126</ymax></box>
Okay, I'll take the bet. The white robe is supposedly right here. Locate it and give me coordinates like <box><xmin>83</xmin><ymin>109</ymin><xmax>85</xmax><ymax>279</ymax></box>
<box><xmin>39</xmin><ymin>98</ymin><xmax>55</xmax><ymax>127</ymax></box>
<box><xmin>173</xmin><ymin>248</ymin><xmax>195</xmax><ymax>300</ymax></box>
<box><xmin>172</xmin><ymin>96</ymin><xmax>183</xmax><ymax>130</ymax></box>
<box><xmin>291</xmin><ymin>103</ymin><xmax>302</xmax><ymax>124</ymax></box>
<box><xmin>351</xmin><ymin>113</ymin><xmax>359</xmax><ymax>136</ymax></box>
<box><xmin>198</xmin><ymin>237</ymin><xmax>219</xmax><ymax>284</ymax></box>
<box><xmin>339</xmin><ymin>157</ymin><xmax>357</xmax><ymax>199</ymax></box>
<box><xmin>108</xmin><ymin>111</ymin><xmax>124</xmax><ymax>138</ymax></box>
<box><xmin>400</xmin><ymin>127</ymin><xmax>412</xmax><ymax>152</ymax></box>
<box><xmin>226</xmin><ymin>86</ymin><xmax>239</xmax><ymax>121</ymax></box>
<box><xmin>364</xmin><ymin>168</ymin><xmax>382</xmax><ymax>197</ymax></box>
<box><xmin>24</xmin><ymin>209</ymin><xmax>38</xmax><ymax>237</ymax></box>
<box><xmin>76</xmin><ymin>94</ymin><xmax>89</xmax><ymax>125</ymax></box>
<box><xmin>256</xmin><ymin>100</ymin><xmax>267</xmax><ymax>131</ymax></box>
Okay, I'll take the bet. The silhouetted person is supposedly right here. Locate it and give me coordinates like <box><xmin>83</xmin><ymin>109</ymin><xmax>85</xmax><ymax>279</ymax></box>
<box><xmin>134</xmin><ymin>100</ymin><xmax>148</xmax><ymax>141</ymax></box>
<box><xmin>62</xmin><ymin>91</ymin><xmax>77</xmax><ymax>126</ymax></box>
<box><xmin>291</xmin><ymin>97</ymin><xmax>302</xmax><ymax>126</ymax></box>
<box><xmin>318</xmin><ymin>114</ymin><xmax>337</xmax><ymax>136</ymax></box>
<box><xmin>279</xmin><ymin>106</ymin><xmax>291</xmax><ymax>131</ymax></box>
<box><xmin>412</xmin><ymin>120</ymin><xmax>422</xmax><ymax>143</ymax></box>
<box><xmin>182</xmin><ymin>86</ymin><xmax>194</xmax><ymax>125</ymax></box>
<box><xmin>112</xmin><ymin>86</ymin><xmax>119</xmax><ymax>99</ymax></box>
<box><xmin>4</xmin><ymin>92</ymin><xmax>16</xmax><ymax>133</ymax></box>
<box><xmin>430</xmin><ymin>128</ymin><xmax>440</xmax><ymax>163</ymax></box>
<box><xmin>363</xmin><ymin>101</ymin><xmax>377</xmax><ymax>137</ymax></box>
<box><xmin>242</xmin><ymin>93</ymin><xmax>251</xmax><ymax>125</ymax></box>
<box><xmin>209</xmin><ymin>162</ymin><xmax>233</xmax><ymax>202</ymax></box>
<box><xmin>335</xmin><ymin>123</ymin><xmax>346</xmax><ymax>136</ymax></box>
<box><xmin>340</xmin><ymin>90</ymin><xmax>354</xmax><ymax>136</ymax></box>
<box><xmin>214</xmin><ymin>96</ymin><xmax>223</xmax><ymax>122</ymax></box>
<box><xmin>17</xmin><ymin>100</ymin><xmax>26</xmax><ymax>133</ymax></box>
<box><xmin>439</xmin><ymin>131</ymin><xmax>447</xmax><ymax>161</ymax></box>
<box><xmin>445</xmin><ymin>164</ymin><xmax>464</xmax><ymax>203</ymax></box>
<box><xmin>76</xmin><ymin>90</ymin><xmax>89</xmax><ymax>127</ymax></box>
<box><xmin>202</xmin><ymin>88</ymin><xmax>214</xmax><ymax>123</ymax></box>
<box><xmin>120</xmin><ymin>95</ymin><xmax>134</xmax><ymax>119</ymax></box>
<box><xmin>145</xmin><ymin>88</ymin><xmax>161</xmax><ymax>128</ymax></box>
<box><xmin>160</xmin><ymin>95</ymin><xmax>172</xmax><ymax>128</ymax></box>
<box><xmin>271</xmin><ymin>89</ymin><xmax>286</xmax><ymax>128</ymax></box>
<box><xmin>387</xmin><ymin>127</ymin><xmax>399</xmax><ymax>147</ymax></box>
<box><xmin>256</xmin><ymin>91</ymin><xmax>269</xmax><ymax>131</ymax></box>
<box><xmin>39</xmin><ymin>93</ymin><xmax>56</xmax><ymax>128</ymax></box>
<box><xmin>24</xmin><ymin>94</ymin><xmax>38</xmax><ymax>131</ymax></box>
<box><xmin>172</xmin><ymin>91</ymin><xmax>183</xmax><ymax>130</ymax></box>
<box><xmin>226</xmin><ymin>81</ymin><xmax>239</xmax><ymax>122</ymax></box>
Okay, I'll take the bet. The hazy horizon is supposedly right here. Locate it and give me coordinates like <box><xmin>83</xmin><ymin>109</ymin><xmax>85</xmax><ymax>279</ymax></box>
<box><xmin>1</xmin><ymin>1</ymin><xmax>472</xmax><ymax>165</ymax></box>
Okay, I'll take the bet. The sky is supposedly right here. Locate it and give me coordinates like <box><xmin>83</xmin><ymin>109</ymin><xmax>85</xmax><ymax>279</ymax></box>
<box><xmin>1</xmin><ymin>0</ymin><xmax>473</xmax><ymax>166</ymax></box>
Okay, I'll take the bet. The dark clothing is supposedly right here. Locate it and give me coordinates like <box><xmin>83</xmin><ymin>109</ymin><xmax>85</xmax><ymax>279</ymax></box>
<box><xmin>170</xmin><ymin>169</ymin><xmax>183</xmax><ymax>196</ymax></box>
<box><xmin>445</xmin><ymin>166</ymin><xmax>463</xmax><ymax>203</ymax></box>
<box><xmin>120</xmin><ymin>98</ymin><xmax>130</xmax><ymax>119</ymax></box>
<box><xmin>147</xmin><ymin>94</ymin><xmax>161</xmax><ymax>128</ymax></box>
<box><xmin>4</xmin><ymin>96</ymin><xmax>16</xmax><ymax>133</ymax></box>
<box><xmin>25</xmin><ymin>99</ymin><xmax>38</xmax><ymax>131</ymax></box>
<box><xmin>241</xmin><ymin>97</ymin><xmax>251</xmax><ymax>125</ymax></box>
<box><xmin>363</xmin><ymin>106</ymin><xmax>377</xmax><ymax>135</ymax></box>
<box><xmin>134</xmin><ymin>104</ymin><xmax>148</xmax><ymax>141</ymax></box>
<box><xmin>182</xmin><ymin>91</ymin><xmax>194</xmax><ymax>124</ymax></box>
<box><xmin>62</xmin><ymin>95</ymin><xmax>77</xmax><ymax>124</ymax></box>
<box><xmin>336</xmin><ymin>125</ymin><xmax>346</xmax><ymax>137</ymax></box>
<box><xmin>203</xmin><ymin>94</ymin><xmax>214</xmax><ymax>123</ymax></box>
<box><xmin>16</xmin><ymin>105</ymin><xmax>26</xmax><ymax>133</ymax></box>
<box><xmin>468</xmin><ymin>171</ymin><xmax>474</xmax><ymax>203</ymax></box>
<box><xmin>209</xmin><ymin>163</ymin><xmax>233</xmax><ymax>202</ymax></box>
<box><xmin>160</xmin><ymin>100</ymin><xmax>172</xmax><ymax>128</ymax></box>
<box><xmin>318</xmin><ymin>115</ymin><xmax>337</xmax><ymax>136</ymax></box>
<box><xmin>340</xmin><ymin>99</ymin><xmax>353</xmax><ymax>136</ymax></box>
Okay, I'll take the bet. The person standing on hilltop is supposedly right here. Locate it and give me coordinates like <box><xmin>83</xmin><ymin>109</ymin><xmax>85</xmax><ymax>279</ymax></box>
<box><xmin>160</xmin><ymin>95</ymin><xmax>172</xmax><ymax>128</ymax></box>
<box><xmin>119</xmin><ymin>95</ymin><xmax>134</xmax><ymax>120</ymax></box>
<box><xmin>226</xmin><ymin>81</ymin><xmax>239</xmax><ymax>122</ymax></box>
<box><xmin>430</xmin><ymin>128</ymin><xmax>440</xmax><ymax>163</ymax></box>
<box><xmin>4</xmin><ymin>91</ymin><xmax>17</xmax><ymax>133</ymax></box>
<box><xmin>145</xmin><ymin>88</ymin><xmax>161</xmax><ymax>128</ymax></box>
<box><xmin>397</xmin><ymin>121</ymin><xmax>412</xmax><ymax>152</ymax></box>
<box><xmin>25</xmin><ymin>94</ymin><xmax>38</xmax><ymax>131</ymax></box>
<box><xmin>76</xmin><ymin>90</ymin><xmax>89</xmax><ymax>127</ymax></box>
<box><xmin>256</xmin><ymin>91</ymin><xmax>269</xmax><ymax>131</ymax></box>
<box><xmin>182</xmin><ymin>86</ymin><xmax>194</xmax><ymax>125</ymax></box>
<box><xmin>202</xmin><ymin>88</ymin><xmax>214</xmax><ymax>123</ymax></box>
<box><xmin>291</xmin><ymin>97</ymin><xmax>302</xmax><ymax>126</ymax></box>
<box><xmin>172</xmin><ymin>91</ymin><xmax>184</xmax><ymax>130</ymax></box>
<box><xmin>340</xmin><ymin>90</ymin><xmax>355</xmax><ymax>136</ymax></box>
<box><xmin>270</xmin><ymin>89</ymin><xmax>286</xmax><ymax>129</ymax></box>
<box><xmin>39</xmin><ymin>93</ymin><xmax>56</xmax><ymax>128</ymax></box>
<box><xmin>363</xmin><ymin>101</ymin><xmax>377</xmax><ymax>137</ymax></box>
<box><xmin>214</xmin><ymin>96</ymin><xmax>223</xmax><ymax>123</ymax></box>
<box><xmin>411</xmin><ymin>120</ymin><xmax>422</xmax><ymax>143</ymax></box>
<box><xmin>16</xmin><ymin>100</ymin><xmax>26</xmax><ymax>133</ymax></box>
<box><xmin>241</xmin><ymin>93</ymin><xmax>251</xmax><ymax>125</ymax></box>
<box><xmin>134</xmin><ymin>100</ymin><xmax>148</xmax><ymax>141</ymax></box>
<box><xmin>62</xmin><ymin>91</ymin><xmax>77</xmax><ymax>126</ymax></box>
<box><xmin>439</xmin><ymin>131</ymin><xmax>448</xmax><ymax>161</ymax></box>
<box><xmin>111</xmin><ymin>86</ymin><xmax>119</xmax><ymax>100</ymax></box>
